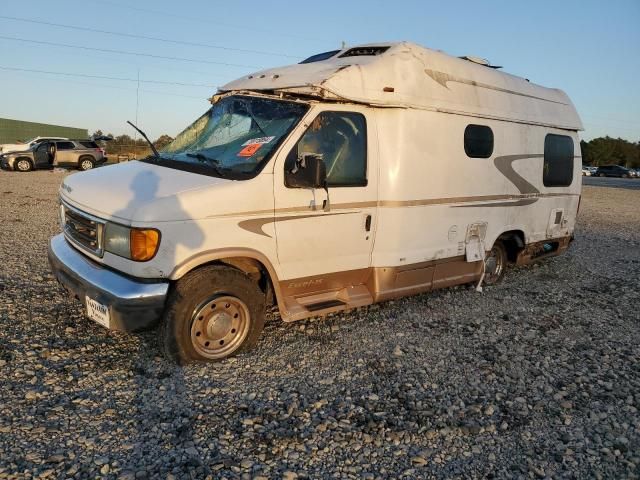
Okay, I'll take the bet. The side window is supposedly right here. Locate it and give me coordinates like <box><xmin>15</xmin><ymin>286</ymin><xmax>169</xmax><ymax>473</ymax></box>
<box><xmin>287</xmin><ymin>111</ymin><xmax>367</xmax><ymax>187</ymax></box>
<box><xmin>543</xmin><ymin>134</ymin><xmax>574</xmax><ymax>187</ymax></box>
<box><xmin>464</xmin><ymin>124</ymin><xmax>493</xmax><ymax>158</ymax></box>
<box><xmin>56</xmin><ymin>141</ymin><xmax>76</xmax><ymax>150</ymax></box>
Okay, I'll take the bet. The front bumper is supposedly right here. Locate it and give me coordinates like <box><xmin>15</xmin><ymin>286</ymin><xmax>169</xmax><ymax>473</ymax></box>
<box><xmin>48</xmin><ymin>234</ymin><xmax>169</xmax><ymax>331</ymax></box>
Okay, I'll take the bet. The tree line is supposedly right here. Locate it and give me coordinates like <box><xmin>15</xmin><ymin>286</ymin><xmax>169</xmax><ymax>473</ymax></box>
<box><xmin>91</xmin><ymin>130</ymin><xmax>174</xmax><ymax>156</ymax></box>
<box><xmin>581</xmin><ymin>137</ymin><xmax>640</xmax><ymax>168</ymax></box>
<box><xmin>93</xmin><ymin>130</ymin><xmax>639</xmax><ymax>168</ymax></box>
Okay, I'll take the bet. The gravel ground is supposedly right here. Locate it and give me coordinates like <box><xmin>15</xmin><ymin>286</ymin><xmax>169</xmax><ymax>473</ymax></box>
<box><xmin>0</xmin><ymin>169</ymin><xmax>639</xmax><ymax>480</ymax></box>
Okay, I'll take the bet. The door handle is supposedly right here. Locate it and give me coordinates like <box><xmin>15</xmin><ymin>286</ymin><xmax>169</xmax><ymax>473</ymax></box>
<box><xmin>365</xmin><ymin>214</ymin><xmax>372</xmax><ymax>232</ymax></box>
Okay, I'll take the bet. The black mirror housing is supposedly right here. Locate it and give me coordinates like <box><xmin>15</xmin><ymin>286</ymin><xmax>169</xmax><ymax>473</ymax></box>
<box><xmin>286</xmin><ymin>153</ymin><xmax>327</xmax><ymax>189</ymax></box>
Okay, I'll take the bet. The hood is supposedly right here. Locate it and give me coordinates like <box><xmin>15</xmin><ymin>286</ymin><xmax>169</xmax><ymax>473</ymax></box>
<box><xmin>60</xmin><ymin>161</ymin><xmax>233</xmax><ymax>223</ymax></box>
<box><xmin>0</xmin><ymin>143</ymin><xmax>30</xmax><ymax>154</ymax></box>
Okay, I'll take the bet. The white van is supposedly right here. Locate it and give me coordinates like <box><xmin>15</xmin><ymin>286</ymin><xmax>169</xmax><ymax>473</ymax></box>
<box><xmin>49</xmin><ymin>42</ymin><xmax>583</xmax><ymax>363</ymax></box>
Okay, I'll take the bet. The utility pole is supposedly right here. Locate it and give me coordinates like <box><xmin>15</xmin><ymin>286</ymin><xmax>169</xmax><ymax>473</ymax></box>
<box><xmin>134</xmin><ymin>68</ymin><xmax>140</xmax><ymax>159</ymax></box>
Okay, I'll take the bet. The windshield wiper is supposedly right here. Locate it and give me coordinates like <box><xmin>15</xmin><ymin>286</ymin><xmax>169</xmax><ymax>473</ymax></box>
<box><xmin>186</xmin><ymin>152</ymin><xmax>220</xmax><ymax>164</ymax></box>
<box><xmin>126</xmin><ymin>120</ymin><xmax>160</xmax><ymax>160</ymax></box>
<box><xmin>186</xmin><ymin>152</ymin><xmax>229</xmax><ymax>177</ymax></box>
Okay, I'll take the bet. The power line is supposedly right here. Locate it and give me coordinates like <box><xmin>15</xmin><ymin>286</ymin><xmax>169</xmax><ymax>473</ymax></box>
<box><xmin>0</xmin><ymin>66</ymin><xmax>220</xmax><ymax>88</ymax></box>
<box><xmin>0</xmin><ymin>35</ymin><xmax>262</xmax><ymax>69</ymax></box>
<box><xmin>79</xmin><ymin>0</ymin><xmax>326</xmax><ymax>44</ymax></box>
<box><xmin>1</xmin><ymin>68</ymin><xmax>208</xmax><ymax>99</ymax></box>
<box><xmin>0</xmin><ymin>15</ymin><xmax>300</xmax><ymax>59</ymax></box>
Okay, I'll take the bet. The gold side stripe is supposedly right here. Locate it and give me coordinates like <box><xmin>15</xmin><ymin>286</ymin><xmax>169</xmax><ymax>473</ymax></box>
<box><xmin>212</xmin><ymin>192</ymin><xmax>579</xmax><ymax>219</ymax></box>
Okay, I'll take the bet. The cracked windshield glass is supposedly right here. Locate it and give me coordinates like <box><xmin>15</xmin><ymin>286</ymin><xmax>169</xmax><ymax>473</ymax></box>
<box><xmin>160</xmin><ymin>95</ymin><xmax>308</xmax><ymax>177</ymax></box>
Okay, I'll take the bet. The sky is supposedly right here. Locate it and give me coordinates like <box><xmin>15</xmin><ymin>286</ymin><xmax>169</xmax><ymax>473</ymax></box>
<box><xmin>0</xmin><ymin>0</ymin><xmax>638</xmax><ymax>142</ymax></box>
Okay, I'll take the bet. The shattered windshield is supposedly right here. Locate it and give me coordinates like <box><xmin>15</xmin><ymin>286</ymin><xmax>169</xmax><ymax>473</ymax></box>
<box><xmin>157</xmin><ymin>95</ymin><xmax>308</xmax><ymax>179</ymax></box>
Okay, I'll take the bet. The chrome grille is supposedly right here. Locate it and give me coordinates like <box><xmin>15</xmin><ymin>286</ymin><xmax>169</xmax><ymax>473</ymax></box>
<box><xmin>62</xmin><ymin>203</ymin><xmax>105</xmax><ymax>256</ymax></box>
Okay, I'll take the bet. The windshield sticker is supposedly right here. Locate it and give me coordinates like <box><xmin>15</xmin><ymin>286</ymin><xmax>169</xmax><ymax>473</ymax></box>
<box><xmin>242</xmin><ymin>136</ymin><xmax>275</xmax><ymax>146</ymax></box>
<box><xmin>238</xmin><ymin>143</ymin><xmax>263</xmax><ymax>157</ymax></box>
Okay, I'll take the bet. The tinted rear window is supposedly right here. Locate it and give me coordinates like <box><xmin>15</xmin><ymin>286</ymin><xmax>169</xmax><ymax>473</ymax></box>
<box><xmin>56</xmin><ymin>141</ymin><xmax>76</xmax><ymax>150</ymax></box>
<box><xmin>79</xmin><ymin>141</ymin><xmax>98</xmax><ymax>148</ymax></box>
<box><xmin>543</xmin><ymin>134</ymin><xmax>574</xmax><ymax>187</ymax></box>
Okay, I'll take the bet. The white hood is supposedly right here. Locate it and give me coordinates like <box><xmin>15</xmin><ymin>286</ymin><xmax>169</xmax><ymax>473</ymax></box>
<box><xmin>60</xmin><ymin>161</ymin><xmax>238</xmax><ymax>224</ymax></box>
<box><xmin>0</xmin><ymin>143</ymin><xmax>30</xmax><ymax>154</ymax></box>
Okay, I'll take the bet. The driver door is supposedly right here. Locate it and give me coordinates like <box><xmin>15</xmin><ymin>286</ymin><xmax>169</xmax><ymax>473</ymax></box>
<box><xmin>274</xmin><ymin>106</ymin><xmax>378</xmax><ymax>286</ymax></box>
<box><xmin>33</xmin><ymin>142</ymin><xmax>52</xmax><ymax>168</ymax></box>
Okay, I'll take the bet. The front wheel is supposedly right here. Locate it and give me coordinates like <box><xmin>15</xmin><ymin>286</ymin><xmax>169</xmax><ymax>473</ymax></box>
<box><xmin>15</xmin><ymin>158</ymin><xmax>33</xmax><ymax>172</ymax></box>
<box><xmin>484</xmin><ymin>241</ymin><xmax>507</xmax><ymax>285</ymax></box>
<box><xmin>159</xmin><ymin>265</ymin><xmax>266</xmax><ymax>364</ymax></box>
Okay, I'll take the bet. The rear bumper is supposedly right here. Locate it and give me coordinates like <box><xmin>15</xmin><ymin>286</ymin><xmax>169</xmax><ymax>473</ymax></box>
<box><xmin>48</xmin><ymin>234</ymin><xmax>169</xmax><ymax>331</ymax></box>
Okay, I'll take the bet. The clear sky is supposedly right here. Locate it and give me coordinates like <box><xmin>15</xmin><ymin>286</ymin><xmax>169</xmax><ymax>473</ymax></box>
<box><xmin>0</xmin><ymin>0</ymin><xmax>638</xmax><ymax>142</ymax></box>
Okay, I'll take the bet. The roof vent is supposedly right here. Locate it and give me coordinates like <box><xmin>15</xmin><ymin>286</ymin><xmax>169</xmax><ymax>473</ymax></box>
<box><xmin>459</xmin><ymin>55</ymin><xmax>502</xmax><ymax>69</ymax></box>
<box><xmin>339</xmin><ymin>46</ymin><xmax>389</xmax><ymax>58</ymax></box>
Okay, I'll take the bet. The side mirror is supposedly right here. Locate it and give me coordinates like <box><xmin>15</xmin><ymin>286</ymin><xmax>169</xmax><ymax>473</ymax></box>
<box><xmin>286</xmin><ymin>153</ymin><xmax>327</xmax><ymax>189</ymax></box>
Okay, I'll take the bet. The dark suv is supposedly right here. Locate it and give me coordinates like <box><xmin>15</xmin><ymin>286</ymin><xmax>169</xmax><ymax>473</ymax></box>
<box><xmin>0</xmin><ymin>140</ymin><xmax>106</xmax><ymax>172</ymax></box>
<box><xmin>595</xmin><ymin>165</ymin><xmax>633</xmax><ymax>178</ymax></box>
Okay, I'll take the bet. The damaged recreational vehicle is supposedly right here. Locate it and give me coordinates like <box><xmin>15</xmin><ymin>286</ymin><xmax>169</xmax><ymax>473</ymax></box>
<box><xmin>48</xmin><ymin>42</ymin><xmax>583</xmax><ymax>363</ymax></box>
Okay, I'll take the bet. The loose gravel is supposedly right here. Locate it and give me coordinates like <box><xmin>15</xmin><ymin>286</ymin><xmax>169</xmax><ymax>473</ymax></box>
<box><xmin>0</xmin><ymin>170</ymin><xmax>639</xmax><ymax>479</ymax></box>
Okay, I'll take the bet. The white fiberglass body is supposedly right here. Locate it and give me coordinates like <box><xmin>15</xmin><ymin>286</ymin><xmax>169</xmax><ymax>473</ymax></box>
<box><xmin>56</xmin><ymin>41</ymin><xmax>582</xmax><ymax>322</ymax></box>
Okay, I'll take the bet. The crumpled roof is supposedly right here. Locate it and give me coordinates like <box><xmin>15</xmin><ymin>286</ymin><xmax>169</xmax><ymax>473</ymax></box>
<box><xmin>221</xmin><ymin>42</ymin><xmax>583</xmax><ymax>131</ymax></box>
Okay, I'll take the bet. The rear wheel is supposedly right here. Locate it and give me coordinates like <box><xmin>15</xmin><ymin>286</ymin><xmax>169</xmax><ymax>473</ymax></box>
<box><xmin>15</xmin><ymin>158</ymin><xmax>33</xmax><ymax>172</ymax></box>
<box><xmin>484</xmin><ymin>241</ymin><xmax>507</xmax><ymax>285</ymax></box>
<box><xmin>79</xmin><ymin>157</ymin><xmax>95</xmax><ymax>171</ymax></box>
<box><xmin>159</xmin><ymin>265</ymin><xmax>266</xmax><ymax>364</ymax></box>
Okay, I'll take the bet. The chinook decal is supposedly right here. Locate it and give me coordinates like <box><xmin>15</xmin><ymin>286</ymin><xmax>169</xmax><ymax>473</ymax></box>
<box><xmin>424</xmin><ymin>69</ymin><xmax>567</xmax><ymax>105</ymax></box>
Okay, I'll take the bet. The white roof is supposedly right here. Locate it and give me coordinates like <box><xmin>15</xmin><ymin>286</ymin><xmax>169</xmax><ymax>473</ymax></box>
<box><xmin>221</xmin><ymin>42</ymin><xmax>583</xmax><ymax>131</ymax></box>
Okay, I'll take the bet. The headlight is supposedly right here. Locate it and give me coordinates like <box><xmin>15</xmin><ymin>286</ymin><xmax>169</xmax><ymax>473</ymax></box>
<box><xmin>104</xmin><ymin>223</ymin><xmax>160</xmax><ymax>262</ymax></box>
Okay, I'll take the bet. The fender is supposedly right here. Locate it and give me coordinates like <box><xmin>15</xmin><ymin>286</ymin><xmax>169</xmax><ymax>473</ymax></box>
<box><xmin>169</xmin><ymin>247</ymin><xmax>285</xmax><ymax>315</ymax></box>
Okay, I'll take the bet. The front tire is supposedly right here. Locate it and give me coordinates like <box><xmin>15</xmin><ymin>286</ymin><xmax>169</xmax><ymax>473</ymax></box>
<box><xmin>159</xmin><ymin>265</ymin><xmax>266</xmax><ymax>364</ymax></box>
<box><xmin>15</xmin><ymin>158</ymin><xmax>33</xmax><ymax>172</ymax></box>
<box><xmin>484</xmin><ymin>241</ymin><xmax>507</xmax><ymax>285</ymax></box>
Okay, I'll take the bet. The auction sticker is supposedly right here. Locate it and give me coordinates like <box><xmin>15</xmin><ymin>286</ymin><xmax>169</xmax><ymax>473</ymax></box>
<box><xmin>242</xmin><ymin>136</ymin><xmax>274</xmax><ymax>146</ymax></box>
<box><xmin>238</xmin><ymin>143</ymin><xmax>262</xmax><ymax>157</ymax></box>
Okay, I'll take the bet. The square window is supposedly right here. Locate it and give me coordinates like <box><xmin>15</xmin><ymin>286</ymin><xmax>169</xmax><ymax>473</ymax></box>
<box><xmin>464</xmin><ymin>124</ymin><xmax>494</xmax><ymax>158</ymax></box>
<box><xmin>543</xmin><ymin>134</ymin><xmax>574</xmax><ymax>187</ymax></box>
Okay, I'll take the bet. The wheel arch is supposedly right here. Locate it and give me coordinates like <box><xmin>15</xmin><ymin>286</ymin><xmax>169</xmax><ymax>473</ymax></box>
<box><xmin>495</xmin><ymin>229</ymin><xmax>526</xmax><ymax>263</ymax></box>
<box><xmin>170</xmin><ymin>248</ymin><xmax>282</xmax><ymax>310</ymax></box>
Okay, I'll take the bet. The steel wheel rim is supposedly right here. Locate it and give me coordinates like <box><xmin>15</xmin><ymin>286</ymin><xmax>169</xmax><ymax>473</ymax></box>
<box><xmin>81</xmin><ymin>160</ymin><xmax>93</xmax><ymax>170</ymax></box>
<box><xmin>484</xmin><ymin>246</ymin><xmax>504</xmax><ymax>283</ymax></box>
<box><xmin>17</xmin><ymin>160</ymin><xmax>30</xmax><ymax>171</ymax></box>
<box><xmin>190</xmin><ymin>295</ymin><xmax>250</xmax><ymax>359</ymax></box>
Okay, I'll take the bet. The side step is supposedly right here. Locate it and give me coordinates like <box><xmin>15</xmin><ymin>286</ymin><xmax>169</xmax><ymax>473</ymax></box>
<box><xmin>306</xmin><ymin>299</ymin><xmax>346</xmax><ymax>312</ymax></box>
<box><xmin>281</xmin><ymin>285</ymin><xmax>373</xmax><ymax>322</ymax></box>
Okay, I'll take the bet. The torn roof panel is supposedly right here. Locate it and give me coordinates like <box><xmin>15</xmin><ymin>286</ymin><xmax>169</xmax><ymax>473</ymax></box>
<box><xmin>220</xmin><ymin>42</ymin><xmax>583</xmax><ymax>131</ymax></box>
